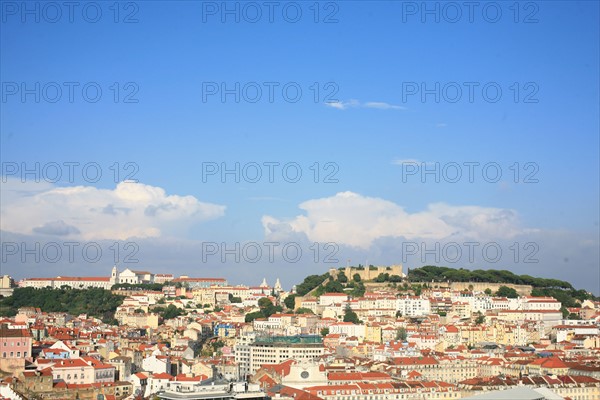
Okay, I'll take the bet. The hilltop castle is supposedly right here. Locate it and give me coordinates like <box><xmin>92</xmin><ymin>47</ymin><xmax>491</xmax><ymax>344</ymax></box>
<box><xmin>329</xmin><ymin>264</ymin><xmax>405</xmax><ymax>281</ymax></box>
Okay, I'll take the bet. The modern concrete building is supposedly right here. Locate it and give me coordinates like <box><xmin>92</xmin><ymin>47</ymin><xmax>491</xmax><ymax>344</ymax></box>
<box><xmin>248</xmin><ymin>335</ymin><xmax>324</xmax><ymax>374</ymax></box>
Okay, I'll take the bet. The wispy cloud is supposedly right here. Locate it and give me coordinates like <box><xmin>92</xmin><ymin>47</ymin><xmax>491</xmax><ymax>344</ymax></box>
<box><xmin>364</xmin><ymin>102</ymin><xmax>406</xmax><ymax>110</ymax></box>
<box><xmin>326</xmin><ymin>99</ymin><xmax>406</xmax><ymax>111</ymax></box>
<box><xmin>392</xmin><ymin>158</ymin><xmax>421</xmax><ymax>165</ymax></box>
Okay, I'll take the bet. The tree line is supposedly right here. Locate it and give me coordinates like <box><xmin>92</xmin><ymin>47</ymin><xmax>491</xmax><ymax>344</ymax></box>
<box><xmin>0</xmin><ymin>287</ymin><xmax>124</xmax><ymax>323</ymax></box>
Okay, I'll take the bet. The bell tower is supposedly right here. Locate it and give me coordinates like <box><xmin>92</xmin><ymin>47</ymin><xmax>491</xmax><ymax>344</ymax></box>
<box><xmin>110</xmin><ymin>266</ymin><xmax>119</xmax><ymax>285</ymax></box>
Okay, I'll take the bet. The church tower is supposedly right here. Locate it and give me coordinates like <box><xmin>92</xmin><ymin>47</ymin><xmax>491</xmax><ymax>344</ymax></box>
<box><xmin>274</xmin><ymin>278</ymin><xmax>282</xmax><ymax>293</ymax></box>
<box><xmin>110</xmin><ymin>266</ymin><xmax>119</xmax><ymax>285</ymax></box>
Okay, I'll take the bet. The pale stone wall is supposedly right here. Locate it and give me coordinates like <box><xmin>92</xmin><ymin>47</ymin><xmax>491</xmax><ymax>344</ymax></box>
<box><xmin>329</xmin><ymin>265</ymin><xmax>404</xmax><ymax>281</ymax></box>
<box><xmin>445</xmin><ymin>282</ymin><xmax>532</xmax><ymax>296</ymax></box>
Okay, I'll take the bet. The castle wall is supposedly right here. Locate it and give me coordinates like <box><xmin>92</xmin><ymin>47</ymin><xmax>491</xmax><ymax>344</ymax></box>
<box><xmin>444</xmin><ymin>282</ymin><xmax>532</xmax><ymax>296</ymax></box>
<box><xmin>329</xmin><ymin>265</ymin><xmax>404</xmax><ymax>281</ymax></box>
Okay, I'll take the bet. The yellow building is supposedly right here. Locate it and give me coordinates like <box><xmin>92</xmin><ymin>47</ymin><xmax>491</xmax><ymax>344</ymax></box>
<box><xmin>365</xmin><ymin>324</ymin><xmax>382</xmax><ymax>343</ymax></box>
<box><xmin>119</xmin><ymin>313</ymin><xmax>159</xmax><ymax>329</ymax></box>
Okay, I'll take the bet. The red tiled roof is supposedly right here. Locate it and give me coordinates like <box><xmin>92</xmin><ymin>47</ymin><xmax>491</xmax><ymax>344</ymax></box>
<box><xmin>25</xmin><ymin>277</ymin><xmax>110</xmax><ymax>282</ymax></box>
<box><xmin>0</xmin><ymin>328</ymin><xmax>31</xmax><ymax>338</ymax></box>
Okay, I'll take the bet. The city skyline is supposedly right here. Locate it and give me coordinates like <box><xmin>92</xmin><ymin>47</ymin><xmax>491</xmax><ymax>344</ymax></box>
<box><xmin>1</xmin><ymin>2</ymin><xmax>598</xmax><ymax>399</ymax></box>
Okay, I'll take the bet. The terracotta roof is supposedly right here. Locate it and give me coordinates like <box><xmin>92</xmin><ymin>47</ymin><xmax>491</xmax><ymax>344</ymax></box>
<box><xmin>25</xmin><ymin>277</ymin><xmax>110</xmax><ymax>282</ymax></box>
<box><xmin>0</xmin><ymin>328</ymin><xmax>31</xmax><ymax>338</ymax></box>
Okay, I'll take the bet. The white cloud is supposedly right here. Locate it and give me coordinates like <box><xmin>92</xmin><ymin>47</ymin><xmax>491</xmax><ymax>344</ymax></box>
<box><xmin>262</xmin><ymin>191</ymin><xmax>529</xmax><ymax>249</ymax></box>
<box><xmin>0</xmin><ymin>179</ymin><xmax>226</xmax><ymax>240</ymax></box>
<box><xmin>325</xmin><ymin>100</ymin><xmax>405</xmax><ymax>111</ymax></box>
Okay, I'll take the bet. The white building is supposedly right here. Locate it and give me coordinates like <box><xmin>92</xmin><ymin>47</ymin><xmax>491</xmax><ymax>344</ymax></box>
<box><xmin>19</xmin><ymin>266</ymin><xmax>156</xmax><ymax>289</ymax></box>
<box><xmin>248</xmin><ymin>336</ymin><xmax>324</xmax><ymax>374</ymax></box>
<box><xmin>396</xmin><ymin>296</ymin><xmax>431</xmax><ymax>317</ymax></box>
<box><xmin>520</xmin><ymin>296</ymin><xmax>562</xmax><ymax>311</ymax></box>
<box><xmin>142</xmin><ymin>355</ymin><xmax>171</xmax><ymax>374</ymax></box>
<box><xmin>117</xmin><ymin>268</ymin><xmax>154</xmax><ymax>284</ymax></box>
<box><xmin>319</xmin><ymin>293</ymin><xmax>349</xmax><ymax>306</ymax></box>
<box><xmin>329</xmin><ymin>323</ymin><xmax>366</xmax><ymax>339</ymax></box>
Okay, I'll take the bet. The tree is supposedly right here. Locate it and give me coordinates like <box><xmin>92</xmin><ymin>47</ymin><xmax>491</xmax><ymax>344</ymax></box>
<box><xmin>484</xmin><ymin>288</ymin><xmax>492</xmax><ymax>295</ymax></box>
<box><xmin>343</xmin><ymin>305</ymin><xmax>360</xmax><ymax>324</ymax></box>
<box><xmin>349</xmin><ymin>282</ymin><xmax>366</xmax><ymax>298</ymax></box>
<box><xmin>475</xmin><ymin>312</ymin><xmax>485</xmax><ymax>325</ymax></box>
<box><xmin>295</xmin><ymin>307</ymin><xmax>314</xmax><ymax>314</ymax></box>
<box><xmin>0</xmin><ymin>287</ymin><xmax>125</xmax><ymax>320</ymax></box>
<box><xmin>395</xmin><ymin>327</ymin><xmax>407</xmax><ymax>341</ymax></box>
<box><xmin>162</xmin><ymin>305</ymin><xmax>184</xmax><ymax>320</ymax></box>
<box><xmin>407</xmin><ymin>266</ymin><xmax>576</xmax><ymax>292</ymax></box>
<box><xmin>320</xmin><ymin>328</ymin><xmax>330</xmax><ymax>337</ymax></box>
<box><xmin>337</xmin><ymin>273</ymin><xmax>348</xmax><ymax>283</ymax></box>
<box><xmin>353</xmin><ymin>273</ymin><xmax>361</xmax><ymax>282</ymax></box>
<box><xmin>245</xmin><ymin>311</ymin><xmax>263</xmax><ymax>323</ymax></box>
<box><xmin>315</xmin><ymin>279</ymin><xmax>345</xmax><ymax>296</ymax></box>
<box><xmin>258</xmin><ymin>297</ymin><xmax>273</xmax><ymax>308</ymax></box>
<box><xmin>111</xmin><ymin>282</ymin><xmax>164</xmax><ymax>291</ymax></box>
<box><xmin>412</xmin><ymin>285</ymin><xmax>422</xmax><ymax>296</ymax></box>
<box><xmin>495</xmin><ymin>286</ymin><xmax>518</xmax><ymax>298</ymax></box>
<box><xmin>284</xmin><ymin>295</ymin><xmax>296</xmax><ymax>310</ymax></box>
<box><xmin>248</xmin><ymin>297</ymin><xmax>283</xmax><ymax>320</ymax></box>
<box><xmin>295</xmin><ymin>274</ymin><xmax>329</xmax><ymax>296</ymax></box>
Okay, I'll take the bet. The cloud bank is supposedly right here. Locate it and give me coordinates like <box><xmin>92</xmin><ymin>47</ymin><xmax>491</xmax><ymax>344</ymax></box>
<box><xmin>0</xmin><ymin>179</ymin><xmax>226</xmax><ymax>240</ymax></box>
<box><xmin>262</xmin><ymin>191</ymin><xmax>530</xmax><ymax>249</ymax></box>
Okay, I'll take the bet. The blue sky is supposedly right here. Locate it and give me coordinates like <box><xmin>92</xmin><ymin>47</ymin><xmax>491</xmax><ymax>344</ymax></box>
<box><xmin>1</xmin><ymin>1</ymin><xmax>599</xmax><ymax>293</ymax></box>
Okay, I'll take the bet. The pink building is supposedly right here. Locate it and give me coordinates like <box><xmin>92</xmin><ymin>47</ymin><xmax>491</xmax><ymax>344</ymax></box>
<box><xmin>0</xmin><ymin>328</ymin><xmax>32</xmax><ymax>374</ymax></box>
<box><xmin>83</xmin><ymin>356</ymin><xmax>116</xmax><ymax>383</ymax></box>
<box><xmin>51</xmin><ymin>358</ymin><xmax>95</xmax><ymax>385</ymax></box>
<box><xmin>0</xmin><ymin>328</ymin><xmax>32</xmax><ymax>359</ymax></box>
